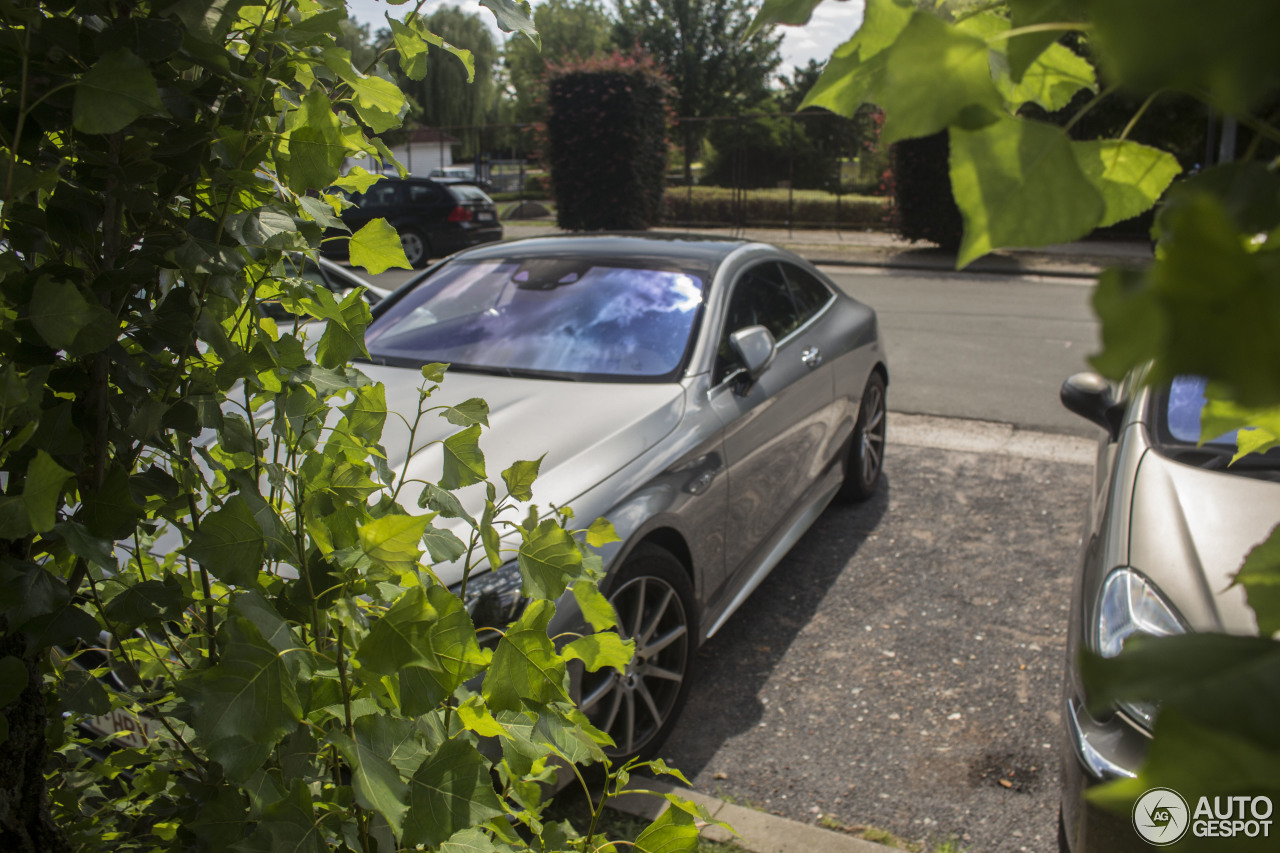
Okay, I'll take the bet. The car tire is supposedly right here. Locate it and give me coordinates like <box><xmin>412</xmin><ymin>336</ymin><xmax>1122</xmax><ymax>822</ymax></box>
<box><xmin>579</xmin><ymin>543</ymin><xmax>697</xmax><ymax>764</ymax></box>
<box><xmin>399</xmin><ymin>227</ymin><xmax>430</xmax><ymax>268</ymax></box>
<box><xmin>838</xmin><ymin>371</ymin><xmax>886</xmax><ymax>502</ymax></box>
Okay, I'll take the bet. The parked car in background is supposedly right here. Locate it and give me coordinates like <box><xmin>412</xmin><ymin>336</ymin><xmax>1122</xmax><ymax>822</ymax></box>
<box><xmin>322</xmin><ymin>176</ymin><xmax>502</xmax><ymax>269</ymax></box>
<box><xmin>428</xmin><ymin>167</ymin><xmax>494</xmax><ymax>193</ymax></box>
<box><xmin>361</xmin><ymin>233</ymin><xmax>889</xmax><ymax>761</ymax></box>
<box><xmin>1057</xmin><ymin>371</ymin><xmax>1280</xmax><ymax>851</ymax></box>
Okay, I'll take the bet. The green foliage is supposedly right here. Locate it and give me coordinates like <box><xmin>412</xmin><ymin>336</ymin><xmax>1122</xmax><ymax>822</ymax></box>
<box><xmin>890</xmin><ymin>132</ymin><xmax>964</xmax><ymax>251</ymax></box>
<box><xmin>0</xmin><ymin>2</ymin><xmax>703</xmax><ymax>851</ymax></box>
<box><xmin>773</xmin><ymin>0</ymin><xmax>1280</xmax><ymax>834</ymax></box>
<box><xmin>546</xmin><ymin>53</ymin><xmax>672</xmax><ymax>231</ymax></box>
<box><xmin>505</xmin><ymin>0</ymin><xmax>615</xmax><ymax>122</ymax></box>
<box><xmin>662</xmin><ymin>187</ymin><xmax>888</xmax><ymax>230</ymax></box>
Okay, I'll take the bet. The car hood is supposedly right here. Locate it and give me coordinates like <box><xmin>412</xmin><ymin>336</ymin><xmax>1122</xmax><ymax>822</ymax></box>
<box><xmin>1128</xmin><ymin>448</ymin><xmax>1280</xmax><ymax>635</ymax></box>
<box><xmin>361</xmin><ymin>364</ymin><xmax>686</xmax><ymax>579</ymax></box>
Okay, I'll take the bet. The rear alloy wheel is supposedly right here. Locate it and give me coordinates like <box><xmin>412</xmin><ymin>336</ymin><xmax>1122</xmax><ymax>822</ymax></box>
<box><xmin>580</xmin><ymin>544</ymin><xmax>696</xmax><ymax>762</ymax></box>
<box><xmin>399</xmin><ymin>227</ymin><xmax>430</xmax><ymax>268</ymax></box>
<box><xmin>839</xmin><ymin>371</ymin><xmax>886</xmax><ymax>501</ymax></box>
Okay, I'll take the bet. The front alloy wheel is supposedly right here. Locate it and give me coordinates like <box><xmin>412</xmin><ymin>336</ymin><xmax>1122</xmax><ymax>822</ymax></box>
<box><xmin>840</xmin><ymin>371</ymin><xmax>886</xmax><ymax>501</ymax></box>
<box><xmin>580</xmin><ymin>545</ymin><xmax>696</xmax><ymax>761</ymax></box>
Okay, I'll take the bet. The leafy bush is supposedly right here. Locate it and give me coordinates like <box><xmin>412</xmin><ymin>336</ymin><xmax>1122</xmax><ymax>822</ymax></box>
<box><xmin>890</xmin><ymin>132</ymin><xmax>964</xmax><ymax>251</ymax></box>
<box><xmin>545</xmin><ymin>51</ymin><xmax>672</xmax><ymax>230</ymax></box>
<box><xmin>663</xmin><ymin>187</ymin><xmax>888</xmax><ymax>229</ymax></box>
<box><xmin>700</xmin><ymin>113</ymin><xmax>835</xmax><ymax>191</ymax></box>
<box><xmin>0</xmin><ymin>4</ymin><xmax>706</xmax><ymax>852</ymax></box>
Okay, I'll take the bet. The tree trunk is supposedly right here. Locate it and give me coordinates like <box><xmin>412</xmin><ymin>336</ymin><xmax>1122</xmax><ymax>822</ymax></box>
<box><xmin>0</xmin><ymin>632</ymin><xmax>68</xmax><ymax>853</ymax></box>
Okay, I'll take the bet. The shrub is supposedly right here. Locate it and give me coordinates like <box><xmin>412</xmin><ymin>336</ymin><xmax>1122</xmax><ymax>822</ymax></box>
<box><xmin>891</xmin><ymin>131</ymin><xmax>964</xmax><ymax>251</ymax></box>
<box><xmin>545</xmin><ymin>51</ymin><xmax>672</xmax><ymax>230</ymax></box>
<box><xmin>700</xmin><ymin>113</ymin><xmax>835</xmax><ymax>191</ymax></box>
<box><xmin>663</xmin><ymin>187</ymin><xmax>888</xmax><ymax>229</ymax></box>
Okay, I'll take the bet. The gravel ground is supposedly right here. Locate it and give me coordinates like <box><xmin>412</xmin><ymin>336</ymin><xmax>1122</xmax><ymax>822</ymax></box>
<box><xmin>658</xmin><ymin>442</ymin><xmax>1091</xmax><ymax>853</ymax></box>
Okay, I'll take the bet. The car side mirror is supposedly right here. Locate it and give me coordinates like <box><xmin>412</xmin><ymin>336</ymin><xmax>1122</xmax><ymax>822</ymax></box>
<box><xmin>1061</xmin><ymin>372</ymin><xmax>1123</xmax><ymax>441</ymax></box>
<box><xmin>729</xmin><ymin>325</ymin><xmax>777</xmax><ymax>393</ymax></box>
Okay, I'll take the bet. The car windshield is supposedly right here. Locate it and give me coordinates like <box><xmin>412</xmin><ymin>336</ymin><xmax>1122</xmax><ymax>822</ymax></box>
<box><xmin>1155</xmin><ymin>375</ymin><xmax>1280</xmax><ymax>472</ymax></box>
<box><xmin>365</xmin><ymin>256</ymin><xmax>707</xmax><ymax>382</ymax></box>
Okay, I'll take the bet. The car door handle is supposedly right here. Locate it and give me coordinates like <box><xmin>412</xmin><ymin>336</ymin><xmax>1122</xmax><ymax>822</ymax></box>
<box><xmin>801</xmin><ymin>346</ymin><xmax>823</xmax><ymax>369</ymax></box>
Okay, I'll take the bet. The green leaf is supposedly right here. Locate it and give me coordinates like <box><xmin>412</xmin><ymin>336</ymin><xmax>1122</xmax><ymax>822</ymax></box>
<box><xmin>1081</xmin><ymin>633</ymin><xmax>1280</xmax><ymax>751</ymax></box>
<box><xmin>532</xmin><ymin>703</ymin><xmax>609</xmax><ymax>763</ymax></box>
<box><xmin>390</xmin><ymin>18</ymin><xmax>432</xmax><ymax>81</ymax></box>
<box><xmin>183</xmin><ymin>495</ymin><xmax>265</xmax><ymax>587</ymax></box>
<box><xmin>418</xmin><ymin>482</ymin><xmax>477</xmax><ymax>528</ymax></box>
<box><xmin>349</xmin><ymin>218</ymin><xmax>412</xmax><ymax>274</ymax></box>
<box><xmin>749</xmin><ymin>0</ymin><xmax>824</xmax><ymax>33</ymax></box>
<box><xmin>1007</xmin><ymin>0</ymin><xmax>1088</xmax><ymax>81</ymax></box>
<box><xmin>0</xmin><ymin>657</ymin><xmax>29</xmax><ymax>708</ymax></box>
<box><xmin>482</xmin><ymin>600</ymin><xmax>570</xmax><ymax>712</ymax></box>
<box><xmin>441</xmin><ymin>424</ymin><xmax>486</xmax><ymax>490</ymax></box>
<box><xmin>585</xmin><ymin>517</ymin><xmax>620</xmax><ymax>548</ymax></box>
<box><xmin>73</xmin><ymin>48</ymin><xmax>165</xmax><ymax>134</ymax></box>
<box><xmin>635</xmin><ymin>799</ymin><xmax>701</xmax><ymax>853</ymax></box>
<box><xmin>516</xmin><ymin>519</ymin><xmax>582</xmax><ymax>600</ymax></box>
<box><xmin>195</xmin><ymin>618</ymin><xmax>302</xmax><ymax>770</ymax></box>
<box><xmin>1235</xmin><ymin>525</ymin><xmax>1280</xmax><ymax>637</ymax></box>
<box><xmin>340</xmin><ymin>381</ymin><xmax>387</xmax><ymax>443</ymax></box>
<box><xmin>500</xmin><ymin>456</ymin><xmax>542</xmax><ymax>502</ymax></box>
<box><xmin>346</xmin><ymin>73</ymin><xmax>407</xmax><ymax>135</ymax></box>
<box><xmin>309</xmin><ymin>286</ymin><xmax>373</xmax><ymax>369</ymax></box>
<box><xmin>1086</xmin><ymin>0</ymin><xmax>1280</xmax><ymax>115</ymax></box>
<box><xmin>403</xmin><ymin>739</ymin><xmax>505</xmax><ymax>848</ymax></box>
<box><xmin>964</xmin><ymin>13</ymin><xmax>1095</xmax><ymax>112</ymax></box>
<box><xmin>331</xmin><ymin>716</ymin><xmax>410</xmax><ymax>837</ymax></box>
<box><xmin>799</xmin><ymin>0</ymin><xmax>913</xmax><ymax>116</ymax></box>
<box><xmin>354</xmin><ymin>586</ymin><xmax>486</xmax><ymax>707</ymax></box>
<box><xmin>1092</xmin><ymin>192</ymin><xmax>1280</xmax><ymax>406</ymax></box>
<box><xmin>422</xmin><ymin>524</ymin><xmax>467</xmax><ymax>564</ymax></box>
<box><xmin>562</xmin><ymin>633</ymin><xmax>633</xmax><ymax>673</ymax></box>
<box><xmin>478</xmin><ymin>0</ymin><xmax>539</xmax><ymax>48</ymax></box>
<box><xmin>28</xmin><ymin>278</ymin><xmax>115</xmax><ymax>353</ymax></box>
<box><xmin>58</xmin><ymin>667</ymin><xmax>109</xmax><ymax>716</ymax></box>
<box><xmin>877</xmin><ymin>12</ymin><xmax>1004</xmax><ymax>144</ymax></box>
<box><xmin>455</xmin><ymin>696</ymin><xmax>506</xmax><ymax>738</ymax></box>
<box><xmin>245</xmin><ymin>780</ymin><xmax>328</xmax><ymax>853</ymax></box>
<box><xmin>104</xmin><ymin>578</ymin><xmax>186</xmax><ymax>630</ymax></box>
<box><xmin>281</xmin><ymin>88</ymin><xmax>345</xmax><ymax>193</ymax></box>
<box><xmin>440</xmin><ymin>827</ymin><xmax>509</xmax><ymax>853</ymax></box>
<box><xmin>571</xmin><ymin>579</ymin><xmax>618</xmax><ymax>632</ymax></box>
<box><xmin>357</xmin><ymin>513</ymin><xmax>430</xmax><ymax>575</ymax></box>
<box><xmin>22</xmin><ymin>450</ymin><xmax>71</xmax><ymax>533</ymax></box>
<box><xmin>1073</xmin><ymin>140</ymin><xmax>1181</xmax><ymax>229</ymax></box>
<box><xmin>949</xmin><ymin>117</ymin><xmax>1104</xmax><ymax>266</ymax></box>
<box><xmin>330</xmin><ymin>167</ymin><xmax>385</xmax><ymax>194</ymax></box>
<box><xmin>440</xmin><ymin>397</ymin><xmax>490</xmax><ymax>428</ymax></box>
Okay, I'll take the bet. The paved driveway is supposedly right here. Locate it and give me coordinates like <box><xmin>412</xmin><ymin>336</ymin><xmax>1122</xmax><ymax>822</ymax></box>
<box><xmin>659</xmin><ymin>417</ymin><xmax>1095</xmax><ymax>853</ymax></box>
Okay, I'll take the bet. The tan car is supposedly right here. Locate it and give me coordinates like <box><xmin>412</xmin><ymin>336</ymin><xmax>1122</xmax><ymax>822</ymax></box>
<box><xmin>1057</xmin><ymin>371</ymin><xmax>1280</xmax><ymax>851</ymax></box>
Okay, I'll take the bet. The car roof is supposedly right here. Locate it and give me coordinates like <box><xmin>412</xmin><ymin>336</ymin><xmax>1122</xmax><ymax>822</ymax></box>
<box><xmin>451</xmin><ymin>232</ymin><xmax>752</xmax><ymax>266</ymax></box>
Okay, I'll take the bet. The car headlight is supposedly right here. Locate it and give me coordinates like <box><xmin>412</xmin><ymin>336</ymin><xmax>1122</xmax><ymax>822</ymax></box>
<box><xmin>1094</xmin><ymin>567</ymin><xmax>1187</xmax><ymax>728</ymax></box>
<box><xmin>458</xmin><ymin>562</ymin><xmax>527</xmax><ymax>640</ymax></box>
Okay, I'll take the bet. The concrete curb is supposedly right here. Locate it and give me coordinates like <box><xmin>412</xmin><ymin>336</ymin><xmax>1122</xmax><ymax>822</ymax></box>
<box><xmin>609</xmin><ymin>777</ymin><xmax>895</xmax><ymax>853</ymax></box>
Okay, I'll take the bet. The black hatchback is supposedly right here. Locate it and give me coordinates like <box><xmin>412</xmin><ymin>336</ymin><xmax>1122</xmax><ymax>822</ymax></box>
<box><xmin>323</xmin><ymin>176</ymin><xmax>503</xmax><ymax>268</ymax></box>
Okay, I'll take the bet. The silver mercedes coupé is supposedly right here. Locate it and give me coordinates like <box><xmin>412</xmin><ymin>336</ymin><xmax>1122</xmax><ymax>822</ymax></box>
<box><xmin>360</xmin><ymin>233</ymin><xmax>889</xmax><ymax>761</ymax></box>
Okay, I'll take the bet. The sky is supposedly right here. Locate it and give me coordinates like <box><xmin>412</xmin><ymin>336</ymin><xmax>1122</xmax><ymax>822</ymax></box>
<box><xmin>342</xmin><ymin>0</ymin><xmax>866</xmax><ymax>76</ymax></box>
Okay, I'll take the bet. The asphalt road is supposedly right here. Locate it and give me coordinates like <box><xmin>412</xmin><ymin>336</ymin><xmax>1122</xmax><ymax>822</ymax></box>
<box><xmin>824</xmin><ymin>266</ymin><xmax>1100</xmax><ymax>438</ymax></box>
<box><xmin>659</xmin><ymin>432</ymin><xmax>1090</xmax><ymax>853</ymax></box>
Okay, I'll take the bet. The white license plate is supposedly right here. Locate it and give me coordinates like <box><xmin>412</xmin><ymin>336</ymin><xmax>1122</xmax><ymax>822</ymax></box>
<box><xmin>82</xmin><ymin>705</ymin><xmax>167</xmax><ymax>749</ymax></box>
<box><xmin>475</xmin><ymin>211</ymin><xmax>494</xmax><ymax>221</ymax></box>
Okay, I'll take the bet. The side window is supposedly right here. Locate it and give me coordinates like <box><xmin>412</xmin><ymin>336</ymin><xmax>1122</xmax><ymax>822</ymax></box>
<box><xmin>715</xmin><ymin>262</ymin><xmax>800</xmax><ymax>383</ymax></box>
<box><xmin>408</xmin><ymin>182</ymin><xmax>442</xmax><ymax>204</ymax></box>
<box><xmin>364</xmin><ymin>183</ymin><xmax>401</xmax><ymax>208</ymax></box>
<box><xmin>781</xmin><ymin>262</ymin><xmax>834</xmax><ymax>323</ymax></box>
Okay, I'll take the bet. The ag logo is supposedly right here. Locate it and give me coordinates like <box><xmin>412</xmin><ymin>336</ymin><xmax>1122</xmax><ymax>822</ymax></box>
<box><xmin>1133</xmin><ymin>787</ymin><xmax>1190</xmax><ymax>845</ymax></box>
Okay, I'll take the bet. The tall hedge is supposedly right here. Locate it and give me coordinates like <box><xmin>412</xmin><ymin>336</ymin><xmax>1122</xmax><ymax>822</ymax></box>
<box><xmin>891</xmin><ymin>131</ymin><xmax>964</xmax><ymax>251</ymax></box>
<box><xmin>546</xmin><ymin>52</ymin><xmax>671</xmax><ymax>230</ymax></box>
